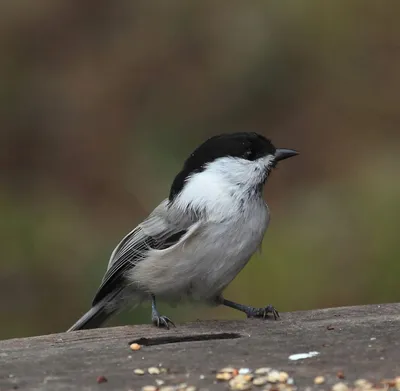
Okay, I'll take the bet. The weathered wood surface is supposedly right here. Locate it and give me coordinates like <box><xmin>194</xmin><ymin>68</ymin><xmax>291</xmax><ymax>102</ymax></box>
<box><xmin>1</xmin><ymin>303</ymin><xmax>399</xmax><ymax>391</ymax></box>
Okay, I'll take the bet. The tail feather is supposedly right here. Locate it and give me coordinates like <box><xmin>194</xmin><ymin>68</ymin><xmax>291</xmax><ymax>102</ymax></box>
<box><xmin>67</xmin><ymin>302</ymin><xmax>116</xmax><ymax>332</ymax></box>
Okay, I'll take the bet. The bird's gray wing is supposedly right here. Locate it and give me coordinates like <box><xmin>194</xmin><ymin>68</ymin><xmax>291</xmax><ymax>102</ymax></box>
<box><xmin>91</xmin><ymin>200</ymin><xmax>194</xmax><ymax>306</ymax></box>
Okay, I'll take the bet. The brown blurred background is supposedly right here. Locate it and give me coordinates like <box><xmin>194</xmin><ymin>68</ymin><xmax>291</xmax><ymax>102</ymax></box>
<box><xmin>1</xmin><ymin>1</ymin><xmax>399</xmax><ymax>340</ymax></box>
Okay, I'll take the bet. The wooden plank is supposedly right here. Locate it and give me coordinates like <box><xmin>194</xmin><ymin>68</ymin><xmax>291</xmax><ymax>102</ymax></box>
<box><xmin>1</xmin><ymin>303</ymin><xmax>399</xmax><ymax>390</ymax></box>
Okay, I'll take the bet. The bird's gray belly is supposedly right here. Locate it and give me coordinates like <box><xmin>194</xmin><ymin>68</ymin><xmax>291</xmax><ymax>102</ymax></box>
<box><xmin>130</xmin><ymin>208</ymin><xmax>269</xmax><ymax>302</ymax></box>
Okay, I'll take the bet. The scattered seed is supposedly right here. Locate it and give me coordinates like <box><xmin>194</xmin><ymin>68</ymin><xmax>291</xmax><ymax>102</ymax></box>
<box><xmin>279</xmin><ymin>372</ymin><xmax>289</xmax><ymax>383</ymax></box>
<box><xmin>267</xmin><ymin>370</ymin><xmax>280</xmax><ymax>383</ymax></box>
<box><xmin>155</xmin><ymin>379</ymin><xmax>165</xmax><ymax>386</ymax></box>
<box><xmin>199</xmin><ymin>375</ymin><xmax>205</xmax><ymax>380</ymax></box>
<box><xmin>148</xmin><ymin>367</ymin><xmax>161</xmax><ymax>375</ymax></box>
<box><xmin>327</xmin><ymin>325</ymin><xmax>335</xmax><ymax>330</ymax></box>
<box><xmin>354</xmin><ymin>379</ymin><xmax>373</xmax><ymax>389</ymax></box>
<box><xmin>142</xmin><ymin>386</ymin><xmax>157</xmax><ymax>391</ymax></box>
<box><xmin>255</xmin><ymin>368</ymin><xmax>271</xmax><ymax>375</ymax></box>
<box><xmin>216</xmin><ymin>372</ymin><xmax>233</xmax><ymax>381</ymax></box>
<box><xmin>288</xmin><ymin>351</ymin><xmax>319</xmax><ymax>361</ymax></box>
<box><xmin>239</xmin><ymin>368</ymin><xmax>251</xmax><ymax>375</ymax></box>
<box><xmin>235</xmin><ymin>375</ymin><xmax>252</xmax><ymax>382</ymax></box>
<box><xmin>160</xmin><ymin>387</ymin><xmax>175</xmax><ymax>391</ymax></box>
<box><xmin>314</xmin><ymin>376</ymin><xmax>325</xmax><ymax>385</ymax></box>
<box><xmin>220</xmin><ymin>367</ymin><xmax>237</xmax><ymax>373</ymax></box>
<box><xmin>130</xmin><ymin>343</ymin><xmax>141</xmax><ymax>351</ymax></box>
<box><xmin>336</xmin><ymin>371</ymin><xmax>345</xmax><ymax>379</ymax></box>
<box><xmin>287</xmin><ymin>377</ymin><xmax>295</xmax><ymax>385</ymax></box>
<box><xmin>230</xmin><ymin>384</ymin><xmax>251</xmax><ymax>391</ymax></box>
<box><xmin>96</xmin><ymin>376</ymin><xmax>107</xmax><ymax>384</ymax></box>
<box><xmin>253</xmin><ymin>376</ymin><xmax>268</xmax><ymax>386</ymax></box>
<box><xmin>332</xmin><ymin>382</ymin><xmax>349</xmax><ymax>391</ymax></box>
<box><xmin>382</xmin><ymin>379</ymin><xmax>396</xmax><ymax>387</ymax></box>
<box><xmin>134</xmin><ymin>369</ymin><xmax>145</xmax><ymax>375</ymax></box>
<box><xmin>229</xmin><ymin>376</ymin><xmax>252</xmax><ymax>390</ymax></box>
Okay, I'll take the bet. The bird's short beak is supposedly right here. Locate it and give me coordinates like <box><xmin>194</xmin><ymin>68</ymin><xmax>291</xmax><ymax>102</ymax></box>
<box><xmin>274</xmin><ymin>148</ymin><xmax>299</xmax><ymax>162</ymax></box>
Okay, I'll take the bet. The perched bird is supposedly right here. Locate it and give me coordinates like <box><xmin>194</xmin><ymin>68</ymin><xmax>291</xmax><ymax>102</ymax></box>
<box><xmin>68</xmin><ymin>132</ymin><xmax>298</xmax><ymax>331</ymax></box>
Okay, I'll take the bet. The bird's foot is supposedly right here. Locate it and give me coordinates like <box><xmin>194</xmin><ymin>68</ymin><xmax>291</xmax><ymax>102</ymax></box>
<box><xmin>221</xmin><ymin>298</ymin><xmax>280</xmax><ymax>321</ymax></box>
<box><xmin>245</xmin><ymin>304</ymin><xmax>280</xmax><ymax>320</ymax></box>
<box><xmin>150</xmin><ymin>294</ymin><xmax>175</xmax><ymax>329</ymax></box>
<box><xmin>152</xmin><ymin>314</ymin><xmax>175</xmax><ymax>329</ymax></box>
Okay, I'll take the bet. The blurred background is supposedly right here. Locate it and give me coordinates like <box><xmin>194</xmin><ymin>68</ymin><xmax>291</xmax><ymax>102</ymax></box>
<box><xmin>1</xmin><ymin>1</ymin><xmax>399</xmax><ymax>340</ymax></box>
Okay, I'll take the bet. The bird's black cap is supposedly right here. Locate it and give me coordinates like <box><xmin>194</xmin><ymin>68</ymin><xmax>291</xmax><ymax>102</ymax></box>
<box><xmin>169</xmin><ymin>132</ymin><xmax>276</xmax><ymax>201</ymax></box>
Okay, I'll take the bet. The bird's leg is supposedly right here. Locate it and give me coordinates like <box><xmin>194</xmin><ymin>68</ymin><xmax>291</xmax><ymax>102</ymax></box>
<box><xmin>150</xmin><ymin>294</ymin><xmax>175</xmax><ymax>329</ymax></box>
<box><xmin>220</xmin><ymin>298</ymin><xmax>279</xmax><ymax>320</ymax></box>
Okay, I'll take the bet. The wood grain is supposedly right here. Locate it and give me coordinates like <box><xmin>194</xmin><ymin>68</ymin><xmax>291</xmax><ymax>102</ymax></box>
<box><xmin>1</xmin><ymin>303</ymin><xmax>399</xmax><ymax>390</ymax></box>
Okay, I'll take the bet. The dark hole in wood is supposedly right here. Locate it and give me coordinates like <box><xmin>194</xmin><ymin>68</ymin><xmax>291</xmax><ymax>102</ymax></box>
<box><xmin>129</xmin><ymin>332</ymin><xmax>242</xmax><ymax>346</ymax></box>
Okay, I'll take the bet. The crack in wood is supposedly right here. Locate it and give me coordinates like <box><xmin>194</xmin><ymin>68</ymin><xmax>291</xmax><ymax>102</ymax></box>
<box><xmin>129</xmin><ymin>332</ymin><xmax>242</xmax><ymax>346</ymax></box>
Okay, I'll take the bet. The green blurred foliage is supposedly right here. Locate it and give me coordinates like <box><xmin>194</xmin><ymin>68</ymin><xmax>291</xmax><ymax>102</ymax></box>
<box><xmin>1</xmin><ymin>1</ymin><xmax>399</xmax><ymax>339</ymax></box>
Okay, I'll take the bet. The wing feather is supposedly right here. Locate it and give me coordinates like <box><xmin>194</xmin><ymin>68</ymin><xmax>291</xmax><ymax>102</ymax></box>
<box><xmin>91</xmin><ymin>200</ymin><xmax>193</xmax><ymax>306</ymax></box>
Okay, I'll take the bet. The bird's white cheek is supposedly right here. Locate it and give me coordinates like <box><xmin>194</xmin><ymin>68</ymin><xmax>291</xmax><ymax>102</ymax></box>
<box><xmin>174</xmin><ymin>172</ymin><xmax>238</xmax><ymax>220</ymax></box>
<box><xmin>173</xmin><ymin>155</ymin><xmax>272</xmax><ymax>219</ymax></box>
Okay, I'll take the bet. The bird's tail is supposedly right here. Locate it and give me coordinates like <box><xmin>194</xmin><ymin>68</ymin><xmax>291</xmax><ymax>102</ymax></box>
<box><xmin>67</xmin><ymin>301</ymin><xmax>117</xmax><ymax>332</ymax></box>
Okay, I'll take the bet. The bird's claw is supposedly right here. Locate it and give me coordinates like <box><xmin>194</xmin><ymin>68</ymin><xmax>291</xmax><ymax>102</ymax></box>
<box><xmin>152</xmin><ymin>315</ymin><xmax>175</xmax><ymax>329</ymax></box>
<box><xmin>246</xmin><ymin>304</ymin><xmax>280</xmax><ymax>320</ymax></box>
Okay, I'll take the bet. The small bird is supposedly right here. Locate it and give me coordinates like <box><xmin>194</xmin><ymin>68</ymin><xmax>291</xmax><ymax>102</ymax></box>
<box><xmin>68</xmin><ymin>132</ymin><xmax>298</xmax><ymax>331</ymax></box>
